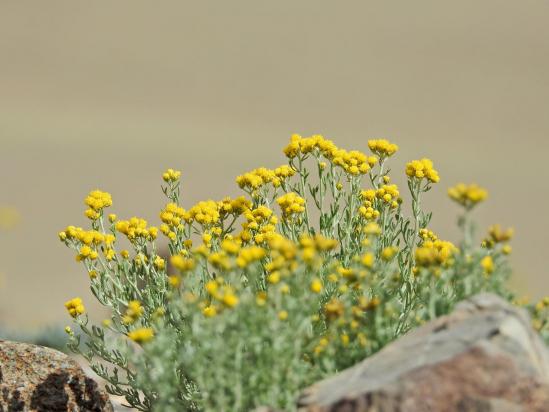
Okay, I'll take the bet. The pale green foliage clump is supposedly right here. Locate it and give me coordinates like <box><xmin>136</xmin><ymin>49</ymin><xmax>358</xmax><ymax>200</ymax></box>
<box><xmin>59</xmin><ymin>136</ymin><xmax>522</xmax><ymax>411</ymax></box>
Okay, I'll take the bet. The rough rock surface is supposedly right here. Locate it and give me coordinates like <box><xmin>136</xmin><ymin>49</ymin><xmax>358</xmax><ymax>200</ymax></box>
<box><xmin>0</xmin><ymin>339</ymin><xmax>113</xmax><ymax>412</ymax></box>
<box><xmin>298</xmin><ymin>293</ymin><xmax>549</xmax><ymax>412</ymax></box>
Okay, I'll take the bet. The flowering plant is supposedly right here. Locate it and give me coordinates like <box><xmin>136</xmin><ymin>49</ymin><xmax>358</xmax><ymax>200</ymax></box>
<box><xmin>59</xmin><ymin>135</ymin><xmax>542</xmax><ymax>411</ymax></box>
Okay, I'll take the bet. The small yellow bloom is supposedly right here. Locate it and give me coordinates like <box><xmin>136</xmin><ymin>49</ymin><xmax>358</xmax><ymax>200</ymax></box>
<box><xmin>128</xmin><ymin>327</ymin><xmax>154</xmax><ymax>343</ymax></box>
<box><xmin>310</xmin><ymin>278</ymin><xmax>323</xmax><ymax>294</ymax></box>
<box><xmin>64</xmin><ymin>297</ymin><xmax>85</xmax><ymax>318</ymax></box>
<box><xmin>381</xmin><ymin>246</ymin><xmax>398</xmax><ymax>261</ymax></box>
<box><xmin>481</xmin><ymin>255</ymin><xmax>494</xmax><ymax>274</ymax></box>
<box><xmin>154</xmin><ymin>256</ymin><xmax>166</xmax><ymax>270</ymax></box>
<box><xmin>278</xmin><ymin>310</ymin><xmax>288</xmax><ymax>321</ymax></box>
<box><xmin>361</xmin><ymin>253</ymin><xmax>374</xmax><ymax>268</ymax></box>
<box><xmin>448</xmin><ymin>183</ymin><xmax>488</xmax><ymax>209</ymax></box>
<box><xmin>162</xmin><ymin>168</ymin><xmax>181</xmax><ymax>183</ymax></box>
<box><xmin>267</xmin><ymin>271</ymin><xmax>281</xmax><ymax>284</ymax></box>
<box><xmin>168</xmin><ymin>275</ymin><xmax>181</xmax><ymax>288</ymax></box>
<box><xmin>223</xmin><ymin>293</ymin><xmax>239</xmax><ymax>308</ymax></box>
<box><xmin>203</xmin><ymin>305</ymin><xmax>217</xmax><ymax>317</ymax></box>
<box><xmin>405</xmin><ymin>158</ymin><xmax>440</xmax><ymax>183</ymax></box>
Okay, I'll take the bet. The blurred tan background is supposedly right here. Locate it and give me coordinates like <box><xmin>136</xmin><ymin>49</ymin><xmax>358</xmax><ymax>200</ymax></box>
<box><xmin>1</xmin><ymin>1</ymin><xmax>548</xmax><ymax>329</ymax></box>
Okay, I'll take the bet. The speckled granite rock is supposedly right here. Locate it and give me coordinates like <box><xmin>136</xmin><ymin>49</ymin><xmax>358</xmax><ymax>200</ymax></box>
<box><xmin>298</xmin><ymin>293</ymin><xmax>549</xmax><ymax>412</ymax></box>
<box><xmin>0</xmin><ymin>340</ymin><xmax>113</xmax><ymax>412</ymax></box>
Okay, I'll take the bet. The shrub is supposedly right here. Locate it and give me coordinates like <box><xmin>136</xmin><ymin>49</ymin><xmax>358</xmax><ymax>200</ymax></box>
<box><xmin>59</xmin><ymin>135</ymin><xmax>540</xmax><ymax>411</ymax></box>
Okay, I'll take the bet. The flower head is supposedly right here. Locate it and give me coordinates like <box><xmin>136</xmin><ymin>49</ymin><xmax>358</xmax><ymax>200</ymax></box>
<box><xmin>65</xmin><ymin>297</ymin><xmax>85</xmax><ymax>318</ymax></box>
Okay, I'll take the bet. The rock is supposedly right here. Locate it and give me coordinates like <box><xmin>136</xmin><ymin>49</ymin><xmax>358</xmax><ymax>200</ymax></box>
<box><xmin>298</xmin><ymin>293</ymin><xmax>549</xmax><ymax>412</ymax></box>
<box><xmin>0</xmin><ymin>339</ymin><xmax>113</xmax><ymax>412</ymax></box>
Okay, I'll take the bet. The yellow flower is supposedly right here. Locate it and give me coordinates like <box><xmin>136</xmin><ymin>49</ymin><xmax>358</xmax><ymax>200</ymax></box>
<box><xmin>162</xmin><ymin>168</ymin><xmax>181</xmax><ymax>183</ymax></box>
<box><xmin>381</xmin><ymin>246</ymin><xmax>398</xmax><ymax>261</ymax></box>
<box><xmin>361</xmin><ymin>253</ymin><xmax>374</xmax><ymax>268</ymax></box>
<box><xmin>84</xmin><ymin>190</ymin><xmax>112</xmax><ymax>212</ymax></box>
<box><xmin>187</xmin><ymin>200</ymin><xmax>220</xmax><ymax>226</ymax></box>
<box><xmin>278</xmin><ymin>310</ymin><xmax>288</xmax><ymax>321</ymax></box>
<box><xmin>276</xmin><ymin>192</ymin><xmax>306</xmax><ymax>219</ymax></box>
<box><xmin>415</xmin><ymin>240</ymin><xmax>457</xmax><ymax>269</ymax></box>
<box><xmin>310</xmin><ymin>278</ymin><xmax>323</xmax><ymax>294</ymax></box>
<box><xmin>171</xmin><ymin>255</ymin><xmax>195</xmax><ymax>273</ymax></box>
<box><xmin>105</xmin><ymin>249</ymin><xmax>115</xmax><ymax>261</ymax></box>
<box><xmin>154</xmin><ymin>256</ymin><xmax>166</xmax><ymax>270</ymax></box>
<box><xmin>481</xmin><ymin>255</ymin><xmax>494</xmax><ymax>274</ymax></box>
<box><xmin>448</xmin><ymin>183</ymin><xmax>488</xmax><ymax>209</ymax></box>
<box><xmin>128</xmin><ymin>327</ymin><xmax>154</xmax><ymax>343</ymax></box>
<box><xmin>482</xmin><ymin>225</ymin><xmax>514</xmax><ymax>248</ymax></box>
<box><xmin>203</xmin><ymin>305</ymin><xmax>217</xmax><ymax>317</ymax></box>
<box><xmin>64</xmin><ymin>326</ymin><xmax>73</xmax><ymax>335</ymax></box>
<box><xmin>65</xmin><ymin>297</ymin><xmax>85</xmax><ymax>318</ymax></box>
<box><xmin>267</xmin><ymin>271</ymin><xmax>281</xmax><ymax>284</ymax></box>
<box><xmin>168</xmin><ymin>275</ymin><xmax>181</xmax><ymax>288</ymax></box>
<box><xmin>122</xmin><ymin>300</ymin><xmax>144</xmax><ymax>324</ymax></box>
<box><xmin>367</xmin><ymin>139</ymin><xmax>399</xmax><ymax>158</ymax></box>
<box><xmin>222</xmin><ymin>293</ymin><xmax>239</xmax><ymax>308</ymax></box>
<box><xmin>236</xmin><ymin>246</ymin><xmax>266</xmax><ymax>268</ymax></box>
<box><xmin>115</xmin><ymin>217</ymin><xmax>155</xmax><ymax>243</ymax></box>
<box><xmin>108</xmin><ymin>213</ymin><xmax>117</xmax><ymax>223</ymax></box>
<box><xmin>405</xmin><ymin>158</ymin><xmax>440</xmax><ymax>183</ymax></box>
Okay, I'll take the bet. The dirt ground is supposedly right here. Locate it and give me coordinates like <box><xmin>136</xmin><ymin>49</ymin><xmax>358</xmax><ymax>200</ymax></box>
<box><xmin>1</xmin><ymin>1</ymin><xmax>548</xmax><ymax>330</ymax></box>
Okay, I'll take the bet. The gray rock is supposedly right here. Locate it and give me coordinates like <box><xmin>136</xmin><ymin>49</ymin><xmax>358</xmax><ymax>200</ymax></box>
<box><xmin>0</xmin><ymin>339</ymin><xmax>113</xmax><ymax>412</ymax></box>
<box><xmin>298</xmin><ymin>293</ymin><xmax>549</xmax><ymax>411</ymax></box>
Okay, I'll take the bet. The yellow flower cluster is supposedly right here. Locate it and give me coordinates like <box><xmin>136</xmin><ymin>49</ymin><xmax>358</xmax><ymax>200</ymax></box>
<box><xmin>217</xmin><ymin>196</ymin><xmax>252</xmax><ymax>219</ymax></box>
<box><xmin>240</xmin><ymin>206</ymin><xmax>278</xmax><ymax>244</ymax></box>
<box><xmin>419</xmin><ymin>228</ymin><xmax>438</xmax><ymax>242</ymax></box>
<box><xmin>298</xmin><ymin>234</ymin><xmax>338</xmax><ymax>264</ymax></box>
<box><xmin>367</xmin><ymin>139</ymin><xmax>399</xmax><ymax>158</ymax></box>
<box><xmin>405</xmin><ymin>159</ymin><xmax>440</xmax><ymax>183</ymax></box>
<box><xmin>276</xmin><ymin>192</ymin><xmax>306</xmax><ymax>218</ymax></box>
<box><xmin>128</xmin><ymin>327</ymin><xmax>154</xmax><ymax>343</ymax></box>
<box><xmin>187</xmin><ymin>200</ymin><xmax>220</xmax><ymax>226</ymax></box>
<box><xmin>159</xmin><ymin>202</ymin><xmax>189</xmax><ymax>240</ymax></box>
<box><xmin>171</xmin><ymin>255</ymin><xmax>196</xmax><ymax>273</ymax></box>
<box><xmin>76</xmin><ymin>245</ymin><xmax>99</xmax><ymax>261</ymax></box>
<box><xmin>236</xmin><ymin>165</ymin><xmax>295</xmax><ymax>190</ymax></box>
<box><xmin>84</xmin><ymin>190</ymin><xmax>112</xmax><ymax>220</ymax></box>
<box><xmin>162</xmin><ymin>168</ymin><xmax>181</xmax><ymax>183</ymax></box>
<box><xmin>203</xmin><ymin>279</ymin><xmax>240</xmax><ymax>316</ymax></box>
<box><xmin>480</xmin><ymin>255</ymin><xmax>494</xmax><ymax>275</ymax></box>
<box><xmin>376</xmin><ymin>184</ymin><xmax>400</xmax><ymax>208</ymax></box>
<box><xmin>482</xmin><ymin>225</ymin><xmax>513</xmax><ymax>249</ymax></box>
<box><xmin>60</xmin><ymin>226</ymin><xmax>112</xmax><ymax>245</ymax></box>
<box><xmin>122</xmin><ymin>300</ymin><xmax>144</xmax><ymax>325</ymax></box>
<box><xmin>359</xmin><ymin>190</ymin><xmax>381</xmax><ymax>220</ymax></box>
<box><xmin>415</xmin><ymin>239</ymin><xmax>457</xmax><ymax>270</ymax></box>
<box><xmin>65</xmin><ymin>297</ymin><xmax>85</xmax><ymax>318</ymax></box>
<box><xmin>448</xmin><ymin>183</ymin><xmax>488</xmax><ymax>209</ymax></box>
<box><xmin>283</xmin><ymin>134</ymin><xmax>377</xmax><ymax>176</ymax></box>
<box><xmin>115</xmin><ymin>217</ymin><xmax>157</xmax><ymax>243</ymax></box>
<box><xmin>236</xmin><ymin>246</ymin><xmax>266</xmax><ymax>268</ymax></box>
